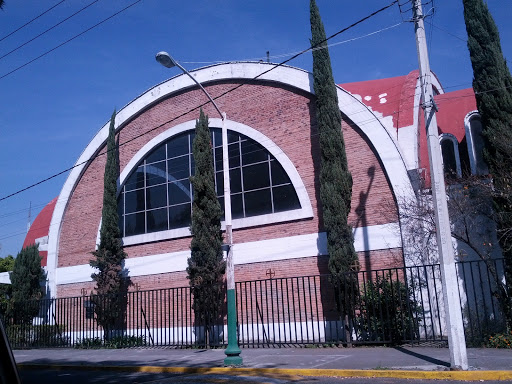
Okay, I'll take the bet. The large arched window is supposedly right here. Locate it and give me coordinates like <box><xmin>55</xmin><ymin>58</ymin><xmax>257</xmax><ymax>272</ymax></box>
<box><xmin>118</xmin><ymin>128</ymin><xmax>302</xmax><ymax>238</ymax></box>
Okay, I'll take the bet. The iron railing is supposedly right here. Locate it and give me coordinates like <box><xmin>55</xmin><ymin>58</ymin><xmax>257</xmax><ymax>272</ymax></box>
<box><xmin>0</xmin><ymin>259</ymin><xmax>507</xmax><ymax>348</ymax></box>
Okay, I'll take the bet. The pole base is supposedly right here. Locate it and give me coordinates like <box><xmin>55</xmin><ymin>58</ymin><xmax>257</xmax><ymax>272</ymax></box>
<box><xmin>224</xmin><ymin>354</ymin><xmax>243</xmax><ymax>367</ymax></box>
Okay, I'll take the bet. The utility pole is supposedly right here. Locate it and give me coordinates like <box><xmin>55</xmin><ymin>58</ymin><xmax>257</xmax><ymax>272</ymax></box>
<box><xmin>412</xmin><ymin>0</ymin><xmax>468</xmax><ymax>370</ymax></box>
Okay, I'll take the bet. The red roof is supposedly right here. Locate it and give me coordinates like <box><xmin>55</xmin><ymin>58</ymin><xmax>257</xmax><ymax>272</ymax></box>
<box><xmin>341</xmin><ymin>71</ymin><xmax>478</xmax><ymax>189</ymax></box>
<box><xmin>418</xmin><ymin>88</ymin><xmax>477</xmax><ymax>187</ymax></box>
<box><xmin>23</xmin><ymin>197</ymin><xmax>57</xmax><ymax>267</ymax></box>
<box><xmin>341</xmin><ymin>70</ymin><xmax>419</xmax><ymax>129</ymax></box>
<box><xmin>435</xmin><ymin>88</ymin><xmax>477</xmax><ymax>142</ymax></box>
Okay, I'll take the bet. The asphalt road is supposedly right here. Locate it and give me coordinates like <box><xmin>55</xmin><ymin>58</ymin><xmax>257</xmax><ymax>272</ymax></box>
<box><xmin>18</xmin><ymin>369</ymin><xmax>512</xmax><ymax>384</ymax></box>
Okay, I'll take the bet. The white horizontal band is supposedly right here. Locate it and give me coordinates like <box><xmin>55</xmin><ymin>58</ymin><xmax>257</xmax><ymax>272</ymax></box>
<box><xmin>56</xmin><ymin>223</ymin><xmax>400</xmax><ymax>286</ymax></box>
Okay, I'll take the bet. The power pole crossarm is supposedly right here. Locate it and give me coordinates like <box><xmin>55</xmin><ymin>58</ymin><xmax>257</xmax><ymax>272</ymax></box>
<box><xmin>413</xmin><ymin>0</ymin><xmax>468</xmax><ymax>370</ymax></box>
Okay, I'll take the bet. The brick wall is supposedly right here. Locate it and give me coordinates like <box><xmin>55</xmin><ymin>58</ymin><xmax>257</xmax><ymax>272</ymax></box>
<box><xmin>57</xmin><ymin>80</ymin><xmax>399</xmax><ymax>293</ymax></box>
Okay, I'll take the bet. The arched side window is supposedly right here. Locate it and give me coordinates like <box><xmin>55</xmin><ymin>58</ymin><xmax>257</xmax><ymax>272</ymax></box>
<box><xmin>439</xmin><ymin>133</ymin><xmax>461</xmax><ymax>179</ymax></box>
<box><xmin>464</xmin><ymin>112</ymin><xmax>488</xmax><ymax>175</ymax></box>
<box><xmin>117</xmin><ymin>121</ymin><xmax>312</xmax><ymax>245</ymax></box>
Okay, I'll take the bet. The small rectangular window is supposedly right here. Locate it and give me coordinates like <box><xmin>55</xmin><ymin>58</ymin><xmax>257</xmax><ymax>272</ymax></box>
<box><xmin>146</xmin><ymin>161</ymin><xmax>167</xmax><ymax>187</ymax></box>
<box><xmin>125</xmin><ymin>166</ymin><xmax>145</xmax><ymax>191</ymax></box>
<box><xmin>167</xmin><ymin>155</ymin><xmax>190</xmax><ymax>181</ymax></box>
<box><xmin>243</xmin><ymin>163</ymin><xmax>270</xmax><ymax>191</ymax></box>
<box><xmin>125</xmin><ymin>189</ymin><xmax>145</xmax><ymax>213</ymax></box>
<box><xmin>147</xmin><ymin>208</ymin><xmax>168</xmax><ymax>232</ymax></box>
<box><xmin>244</xmin><ymin>189</ymin><xmax>272</xmax><ymax>216</ymax></box>
<box><xmin>125</xmin><ymin>212</ymin><xmax>145</xmax><ymax>236</ymax></box>
<box><xmin>146</xmin><ymin>184</ymin><xmax>167</xmax><ymax>209</ymax></box>
<box><xmin>169</xmin><ymin>203</ymin><xmax>191</xmax><ymax>229</ymax></box>
<box><xmin>168</xmin><ymin>180</ymin><xmax>191</xmax><ymax>206</ymax></box>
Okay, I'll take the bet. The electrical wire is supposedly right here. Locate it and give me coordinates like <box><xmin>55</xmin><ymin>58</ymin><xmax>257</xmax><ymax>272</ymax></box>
<box><xmin>0</xmin><ymin>0</ymin><xmax>67</xmax><ymax>43</ymax></box>
<box><xmin>0</xmin><ymin>0</ymin><xmax>101</xmax><ymax>61</ymax></box>
<box><xmin>0</xmin><ymin>0</ymin><xmax>142</xmax><ymax>81</ymax></box>
<box><xmin>0</xmin><ymin>84</ymin><xmax>500</xmax><ymax>243</ymax></box>
<box><xmin>1</xmin><ymin>66</ymin><xmax>508</xmax><ymax>209</ymax></box>
<box><xmin>183</xmin><ymin>22</ymin><xmax>405</xmax><ymax>65</ymax></box>
<box><xmin>0</xmin><ymin>0</ymin><xmax>399</xmax><ymax>203</ymax></box>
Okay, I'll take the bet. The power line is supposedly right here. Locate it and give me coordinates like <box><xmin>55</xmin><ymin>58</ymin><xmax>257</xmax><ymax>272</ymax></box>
<box><xmin>0</xmin><ymin>83</ymin><xmax>499</xmax><ymax>242</ymax></box>
<box><xmin>0</xmin><ymin>0</ymin><xmax>142</xmax><ymax>81</ymax></box>
<box><xmin>0</xmin><ymin>0</ymin><xmax>66</xmax><ymax>43</ymax></box>
<box><xmin>0</xmin><ymin>68</ymin><xmax>492</xmax><ymax>209</ymax></box>
<box><xmin>0</xmin><ymin>0</ymin><xmax>101</xmax><ymax>61</ymax></box>
<box><xmin>426</xmin><ymin>19</ymin><xmax>512</xmax><ymax>68</ymax></box>
<box><xmin>183</xmin><ymin>22</ymin><xmax>405</xmax><ymax>65</ymax></box>
<box><xmin>0</xmin><ymin>0</ymin><xmax>420</xmax><ymax>204</ymax></box>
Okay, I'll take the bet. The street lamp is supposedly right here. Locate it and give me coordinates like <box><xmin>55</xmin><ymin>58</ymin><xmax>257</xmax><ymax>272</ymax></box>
<box><xmin>156</xmin><ymin>52</ymin><xmax>242</xmax><ymax>366</ymax></box>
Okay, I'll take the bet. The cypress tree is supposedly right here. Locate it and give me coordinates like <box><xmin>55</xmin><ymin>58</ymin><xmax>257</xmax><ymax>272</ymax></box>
<box><xmin>310</xmin><ymin>1</ymin><xmax>358</xmax><ymax>286</ymax></box>
<box><xmin>90</xmin><ymin>110</ymin><xmax>128</xmax><ymax>338</ymax></box>
<box><xmin>463</xmin><ymin>0</ymin><xmax>512</xmax><ymax>329</ymax></box>
<box><xmin>187</xmin><ymin>109</ymin><xmax>225</xmax><ymax>344</ymax></box>
<box><xmin>9</xmin><ymin>245</ymin><xmax>46</xmax><ymax>325</ymax></box>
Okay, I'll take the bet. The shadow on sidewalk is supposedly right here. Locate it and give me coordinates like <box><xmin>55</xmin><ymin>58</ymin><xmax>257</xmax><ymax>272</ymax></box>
<box><xmin>393</xmin><ymin>347</ymin><xmax>450</xmax><ymax>367</ymax></box>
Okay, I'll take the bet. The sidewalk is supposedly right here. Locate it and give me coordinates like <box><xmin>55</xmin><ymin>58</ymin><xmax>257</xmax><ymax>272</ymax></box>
<box><xmin>13</xmin><ymin>346</ymin><xmax>512</xmax><ymax>381</ymax></box>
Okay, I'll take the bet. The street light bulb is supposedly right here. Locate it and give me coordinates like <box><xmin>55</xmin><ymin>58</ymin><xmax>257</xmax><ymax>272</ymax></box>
<box><xmin>155</xmin><ymin>51</ymin><xmax>176</xmax><ymax>68</ymax></box>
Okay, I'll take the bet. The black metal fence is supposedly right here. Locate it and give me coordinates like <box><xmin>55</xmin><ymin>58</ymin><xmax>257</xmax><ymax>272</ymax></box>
<box><xmin>0</xmin><ymin>259</ymin><xmax>507</xmax><ymax>349</ymax></box>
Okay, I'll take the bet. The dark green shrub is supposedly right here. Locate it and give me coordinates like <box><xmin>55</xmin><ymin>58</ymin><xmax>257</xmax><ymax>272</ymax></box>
<box><xmin>6</xmin><ymin>324</ymin><xmax>67</xmax><ymax>348</ymax></box>
<box><xmin>74</xmin><ymin>337</ymin><xmax>103</xmax><ymax>349</ymax></box>
<box><xmin>356</xmin><ymin>274</ymin><xmax>422</xmax><ymax>344</ymax></box>
<box><xmin>74</xmin><ymin>335</ymin><xmax>146</xmax><ymax>349</ymax></box>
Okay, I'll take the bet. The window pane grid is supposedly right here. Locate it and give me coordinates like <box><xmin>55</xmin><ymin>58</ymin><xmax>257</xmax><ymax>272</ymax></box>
<box><xmin>118</xmin><ymin>129</ymin><xmax>301</xmax><ymax>237</ymax></box>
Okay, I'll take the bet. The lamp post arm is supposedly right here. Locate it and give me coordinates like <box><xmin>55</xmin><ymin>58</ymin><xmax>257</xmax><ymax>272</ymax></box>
<box><xmin>173</xmin><ymin>61</ymin><xmax>223</xmax><ymax>119</ymax></box>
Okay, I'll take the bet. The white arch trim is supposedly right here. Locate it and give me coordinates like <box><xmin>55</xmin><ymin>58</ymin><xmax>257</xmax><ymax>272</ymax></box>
<box><xmin>110</xmin><ymin>118</ymin><xmax>313</xmax><ymax>246</ymax></box>
<box><xmin>47</xmin><ymin>62</ymin><xmax>415</xmax><ymax>297</ymax></box>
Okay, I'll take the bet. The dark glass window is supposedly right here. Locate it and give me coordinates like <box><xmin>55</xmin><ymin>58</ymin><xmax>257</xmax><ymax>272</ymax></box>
<box><xmin>271</xmin><ymin>160</ymin><xmax>288</xmax><ymax>185</ymax></box>
<box><xmin>147</xmin><ymin>208</ymin><xmax>168</xmax><ymax>232</ymax></box>
<box><xmin>125</xmin><ymin>212</ymin><xmax>145</xmax><ymax>236</ymax></box>
<box><xmin>169</xmin><ymin>204</ymin><xmax>191</xmax><ymax>229</ymax></box>
<box><xmin>118</xmin><ymin>129</ymin><xmax>301</xmax><ymax>237</ymax></box>
<box><xmin>441</xmin><ymin>139</ymin><xmax>457</xmax><ymax>179</ymax></box>
<box><xmin>231</xmin><ymin>193</ymin><xmax>244</xmax><ymax>219</ymax></box>
<box><xmin>243</xmin><ymin>163</ymin><xmax>270</xmax><ymax>190</ymax></box>
<box><xmin>242</xmin><ymin>140</ymin><xmax>268</xmax><ymax>165</ymax></box>
<box><xmin>146</xmin><ymin>145</ymin><xmax>166</xmax><ymax>164</ymax></box>
<box><xmin>230</xmin><ymin>168</ymin><xmax>242</xmax><ymax>194</ymax></box>
<box><xmin>245</xmin><ymin>189</ymin><xmax>272</xmax><ymax>216</ymax></box>
<box><xmin>146</xmin><ymin>185</ymin><xmax>167</xmax><ymax>209</ymax></box>
<box><xmin>146</xmin><ymin>161</ymin><xmax>166</xmax><ymax>187</ymax></box>
<box><xmin>125</xmin><ymin>166</ymin><xmax>144</xmax><ymax>191</ymax></box>
<box><xmin>470</xmin><ymin>117</ymin><xmax>488</xmax><ymax>175</ymax></box>
<box><xmin>125</xmin><ymin>189</ymin><xmax>145</xmax><ymax>213</ymax></box>
<box><xmin>168</xmin><ymin>155</ymin><xmax>189</xmax><ymax>181</ymax></box>
<box><xmin>167</xmin><ymin>135</ymin><xmax>189</xmax><ymax>158</ymax></box>
<box><xmin>168</xmin><ymin>180</ymin><xmax>191</xmax><ymax>206</ymax></box>
<box><xmin>273</xmin><ymin>185</ymin><xmax>301</xmax><ymax>212</ymax></box>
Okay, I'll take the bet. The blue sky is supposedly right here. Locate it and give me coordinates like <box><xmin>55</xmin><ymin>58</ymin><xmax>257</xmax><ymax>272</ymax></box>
<box><xmin>0</xmin><ymin>0</ymin><xmax>511</xmax><ymax>258</ymax></box>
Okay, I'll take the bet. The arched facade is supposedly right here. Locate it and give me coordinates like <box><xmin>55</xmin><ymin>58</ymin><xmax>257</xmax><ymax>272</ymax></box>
<box><xmin>46</xmin><ymin>62</ymin><xmax>412</xmax><ymax>298</ymax></box>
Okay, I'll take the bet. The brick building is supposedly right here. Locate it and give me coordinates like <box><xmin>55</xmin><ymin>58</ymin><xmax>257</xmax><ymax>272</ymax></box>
<box><xmin>23</xmin><ymin>62</ymin><xmax>482</xmax><ymax>299</ymax></box>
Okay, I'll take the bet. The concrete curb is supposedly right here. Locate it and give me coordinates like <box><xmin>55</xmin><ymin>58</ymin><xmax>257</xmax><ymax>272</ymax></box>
<box><xmin>17</xmin><ymin>364</ymin><xmax>512</xmax><ymax>381</ymax></box>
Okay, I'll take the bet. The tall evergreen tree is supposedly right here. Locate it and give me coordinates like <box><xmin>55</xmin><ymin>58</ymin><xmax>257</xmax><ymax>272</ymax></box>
<box><xmin>187</xmin><ymin>109</ymin><xmax>225</xmax><ymax>345</ymax></box>
<box><xmin>463</xmin><ymin>0</ymin><xmax>512</xmax><ymax>329</ymax></box>
<box><xmin>9</xmin><ymin>245</ymin><xmax>46</xmax><ymax>325</ymax></box>
<box><xmin>90</xmin><ymin>110</ymin><xmax>128</xmax><ymax>338</ymax></box>
<box><xmin>310</xmin><ymin>1</ymin><xmax>358</xmax><ymax>285</ymax></box>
